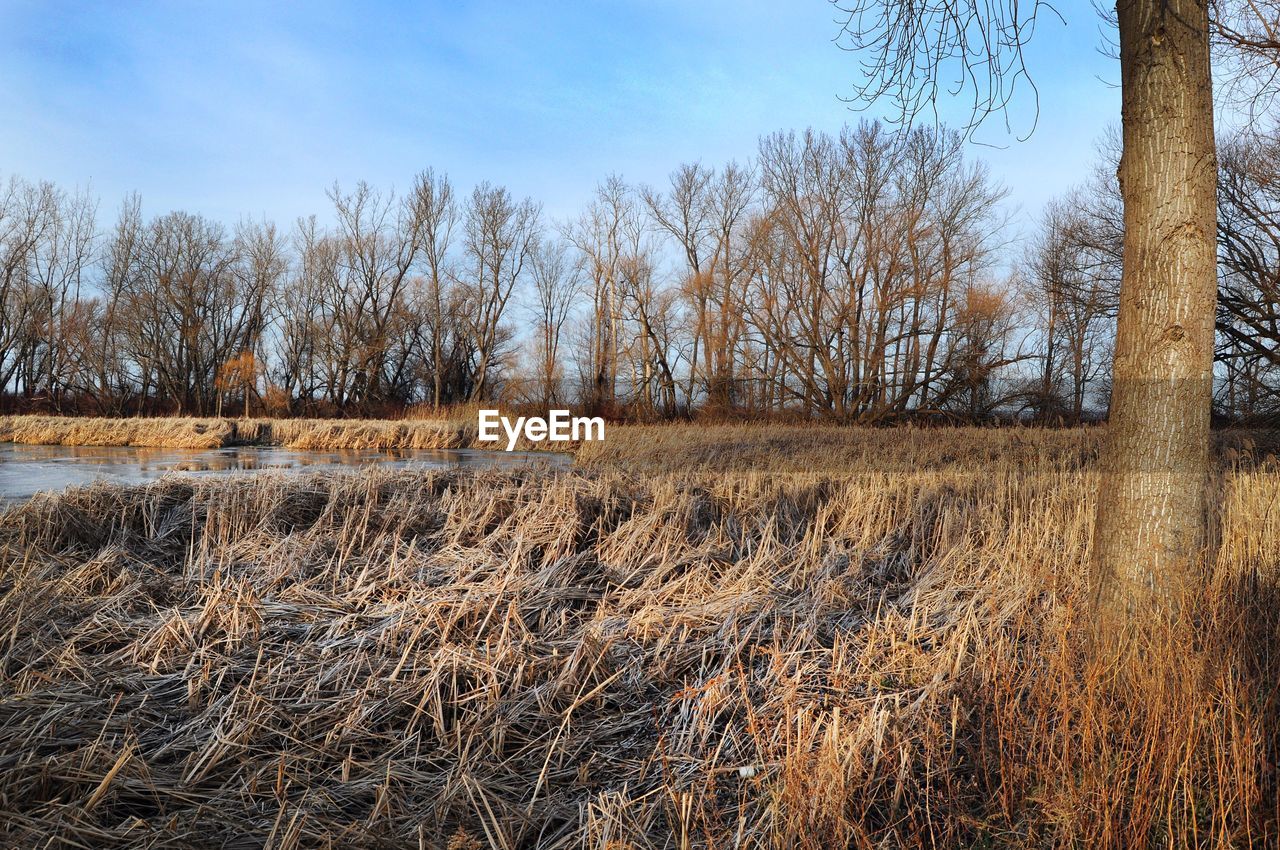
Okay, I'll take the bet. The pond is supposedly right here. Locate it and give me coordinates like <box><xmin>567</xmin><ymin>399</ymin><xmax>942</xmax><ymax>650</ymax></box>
<box><xmin>0</xmin><ymin>442</ymin><xmax>570</xmax><ymax>505</ymax></box>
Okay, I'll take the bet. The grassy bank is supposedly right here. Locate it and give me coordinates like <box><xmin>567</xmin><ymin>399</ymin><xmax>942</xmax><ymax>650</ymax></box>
<box><xmin>0</xmin><ymin>413</ymin><xmax>556</xmax><ymax>453</ymax></box>
<box><xmin>5</xmin><ymin>414</ymin><xmax>1278</xmax><ymax>469</ymax></box>
<box><xmin>1</xmin><ymin>428</ymin><xmax>1279</xmax><ymax>847</ymax></box>
<box><xmin>0</xmin><ymin>414</ymin><xmax>477</xmax><ymax>451</ymax></box>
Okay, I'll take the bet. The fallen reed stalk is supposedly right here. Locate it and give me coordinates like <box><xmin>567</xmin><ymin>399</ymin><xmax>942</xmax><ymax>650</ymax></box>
<box><xmin>0</xmin><ymin>428</ymin><xmax>1277</xmax><ymax>847</ymax></box>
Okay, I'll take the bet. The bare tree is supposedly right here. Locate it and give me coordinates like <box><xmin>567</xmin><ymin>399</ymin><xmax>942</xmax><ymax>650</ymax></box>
<box><xmin>642</xmin><ymin>164</ymin><xmax>715</xmax><ymax>404</ymax></box>
<box><xmin>566</xmin><ymin>177</ymin><xmax>631</xmax><ymax>410</ymax></box>
<box><xmin>412</xmin><ymin>169</ymin><xmax>458</xmax><ymax>409</ymax></box>
<box><xmin>121</xmin><ymin>211</ymin><xmax>241</xmax><ymax>414</ymax></box>
<box><xmin>748</xmin><ymin>123</ymin><xmax>1005</xmax><ymax>422</ymax></box>
<box><xmin>0</xmin><ymin>177</ymin><xmax>54</xmax><ymax>405</ymax></box>
<box><xmin>220</xmin><ymin>220</ymin><xmax>287</xmax><ymax>416</ymax></box>
<box><xmin>24</xmin><ymin>183</ymin><xmax>96</xmax><ymax>410</ymax></box>
<box><xmin>527</xmin><ymin>237</ymin><xmax>581</xmax><ymax>407</ymax></box>
<box><xmin>1093</xmin><ymin>0</ymin><xmax>1218</xmax><ymax>633</ymax></box>
<box><xmin>0</xmin><ymin>137</ymin><xmax>1140</xmax><ymax>425</ymax></box>
<box><xmin>701</xmin><ymin>163</ymin><xmax>755</xmax><ymax>409</ymax></box>
<box><xmin>1216</xmin><ymin>126</ymin><xmax>1280</xmax><ymax>420</ymax></box>
<box><xmin>1025</xmin><ymin>192</ymin><xmax>1117</xmax><ymax>421</ymax></box>
<box><xmin>275</xmin><ymin>216</ymin><xmax>335</xmax><ymax>413</ymax></box>
<box><xmin>327</xmin><ymin>180</ymin><xmax>430</xmax><ymax>410</ymax></box>
<box><xmin>461</xmin><ymin>182</ymin><xmax>540</xmax><ymax>401</ymax></box>
<box><xmin>89</xmin><ymin>195</ymin><xmax>145</xmax><ymax>414</ymax></box>
<box><xmin>934</xmin><ymin>281</ymin><xmax>1028</xmax><ymax>419</ymax></box>
<box><xmin>613</xmin><ymin>215</ymin><xmax>679</xmax><ymax>415</ymax></box>
<box><xmin>834</xmin><ymin>0</ymin><xmax>1221</xmax><ymax>643</ymax></box>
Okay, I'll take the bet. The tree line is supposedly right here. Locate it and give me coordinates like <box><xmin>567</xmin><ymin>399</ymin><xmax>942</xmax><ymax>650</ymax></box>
<box><xmin>1</xmin><ymin>120</ymin><xmax>1277</xmax><ymax>422</ymax></box>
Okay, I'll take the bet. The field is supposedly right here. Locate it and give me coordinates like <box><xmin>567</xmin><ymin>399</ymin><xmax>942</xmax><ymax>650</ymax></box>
<box><xmin>1</xmin><ymin>419</ymin><xmax>1278</xmax><ymax>848</ymax></box>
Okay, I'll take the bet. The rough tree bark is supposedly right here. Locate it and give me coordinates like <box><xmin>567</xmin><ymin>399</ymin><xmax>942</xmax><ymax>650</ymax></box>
<box><xmin>1092</xmin><ymin>0</ymin><xmax>1219</xmax><ymax>635</ymax></box>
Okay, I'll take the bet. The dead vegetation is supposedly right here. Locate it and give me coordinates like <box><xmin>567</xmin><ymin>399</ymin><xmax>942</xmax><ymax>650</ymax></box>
<box><xmin>5</xmin><ymin>414</ymin><xmax>1274</xmax><ymax>471</ymax></box>
<box><xmin>0</xmin><ymin>415</ymin><xmax>483</xmax><ymax>452</ymax></box>
<box><xmin>0</xmin><ymin>415</ymin><xmax>237</xmax><ymax>449</ymax></box>
<box><xmin>0</xmin><ymin>427</ymin><xmax>1278</xmax><ymax>848</ymax></box>
<box><xmin>237</xmin><ymin>418</ymin><xmax>474</xmax><ymax>451</ymax></box>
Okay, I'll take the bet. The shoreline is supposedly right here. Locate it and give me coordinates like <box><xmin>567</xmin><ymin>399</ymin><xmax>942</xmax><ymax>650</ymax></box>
<box><xmin>0</xmin><ymin>414</ymin><xmax>503</xmax><ymax>452</ymax></box>
<box><xmin>3</xmin><ymin>414</ymin><xmax>1279</xmax><ymax>473</ymax></box>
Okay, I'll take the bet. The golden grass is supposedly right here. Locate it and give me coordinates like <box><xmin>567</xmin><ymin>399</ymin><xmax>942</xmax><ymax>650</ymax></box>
<box><xmin>5</xmin><ymin>414</ymin><xmax>1275</xmax><ymax>467</ymax></box>
<box><xmin>0</xmin><ymin>414</ymin><xmax>236</xmax><ymax>449</ymax></box>
<box><xmin>238</xmin><ymin>417</ymin><xmax>475</xmax><ymax>450</ymax></box>
<box><xmin>0</xmin><ymin>426</ymin><xmax>1278</xmax><ymax>847</ymax></box>
<box><xmin>0</xmin><ymin>414</ymin><xmax>517</xmax><ymax>452</ymax></box>
<box><xmin>574</xmin><ymin>422</ymin><xmax>1104</xmax><ymax>473</ymax></box>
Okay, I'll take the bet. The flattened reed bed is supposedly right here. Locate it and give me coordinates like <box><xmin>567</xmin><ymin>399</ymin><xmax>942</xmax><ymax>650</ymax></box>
<box><xmin>1</xmin><ymin>451</ymin><xmax>1279</xmax><ymax>848</ymax></box>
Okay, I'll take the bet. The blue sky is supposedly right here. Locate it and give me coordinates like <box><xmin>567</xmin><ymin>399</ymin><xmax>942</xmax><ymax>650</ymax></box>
<box><xmin>0</xmin><ymin>0</ymin><xmax>1118</xmax><ymax>230</ymax></box>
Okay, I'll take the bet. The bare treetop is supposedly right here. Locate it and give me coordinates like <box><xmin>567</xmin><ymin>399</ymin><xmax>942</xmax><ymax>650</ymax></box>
<box><xmin>1214</xmin><ymin>0</ymin><xmax>1280</xmax><ymax>121</ymax></box>
<box><xmin>831</xmin><ymin>0</ymin><xmax>1061</xmax><ymax>139</ymax></box>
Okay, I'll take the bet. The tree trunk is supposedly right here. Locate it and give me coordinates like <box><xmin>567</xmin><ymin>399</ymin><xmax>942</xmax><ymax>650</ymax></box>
<box><xmin>1093</xmin><ymin>0</ymin><xmax>1218</xmax><ymax>637</ymax></box>
<box><xmin>433</xmin><ymin>332</ymin><xmax>443</xmax><ymax>410</ymax></box>
<box><xmin>1043</xmin><ymin>289</ymin><xmax>1057</xmax><ymax>416</ymax></box>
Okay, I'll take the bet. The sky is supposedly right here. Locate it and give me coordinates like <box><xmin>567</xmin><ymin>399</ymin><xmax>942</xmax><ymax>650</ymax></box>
<box><xmin>0</xmin><ymin>0</ymin><xmax>1119</xmax><ymax>234</ymax></box>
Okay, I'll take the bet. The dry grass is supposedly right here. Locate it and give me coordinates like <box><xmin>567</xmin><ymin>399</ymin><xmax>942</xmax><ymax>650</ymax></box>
<box><xmin>574</xmin><ymin>422</ymin><xmax>1105</xmax><ymax>473</ymax></box>
<box><xmin>238</xmin><ymin>418</ymin><xmax>475</xmax><ymax>451</ymax></box>
<box><xmin>576</xmin><ymin>422</ymin><xmax>1280</xmax><ymax>474</ymax></box>
<box><xmin>0</xmin><ymin>415</ymin><xmax>236</xmax><ymax>449</ymax></box>
<box><xmin>7</xmin><ymin>414</ymin><xmax>1275</xmax><ymax>467</ymax></box>
<box><xmin>0</xmin><ymin>415</ymin><xmax>536</xmax><ymax>452</ymax></box>
<box><xmin>0</xmin><ymin>426</ymin><xmax>1278</xmax><ymax>847</ymax></box>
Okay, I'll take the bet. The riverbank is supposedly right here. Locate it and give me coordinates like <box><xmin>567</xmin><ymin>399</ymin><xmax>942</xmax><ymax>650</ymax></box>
<box><xmin>5</xmin><ymin>413</ymin><xmax>1280</xmax><ymax>473</ymax></box>
<box><xmin>0</xmin><ymin>414</ymin><xmax>476</xmax><ymax>451</ymax></box>
<box><xmin>1</xmin><ymin>427</ymin><xmax>1278</xmax><ymax>847</ymax></box>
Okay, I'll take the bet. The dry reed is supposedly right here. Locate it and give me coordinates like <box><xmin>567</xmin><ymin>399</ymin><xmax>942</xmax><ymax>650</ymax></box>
<box><xmin>0</xmin><ymin>427</ymin><xmax>1277</xmax><ymax>847</ymax></box>
<box><xmin>0</xmin><ymin>415</ymin><xmax>235</xmax><ymax>449</ymax></box>
<box><xmin>0</xmin><ymin>415</ymin><xmax>547</xmax><ymax>452</ymax></box>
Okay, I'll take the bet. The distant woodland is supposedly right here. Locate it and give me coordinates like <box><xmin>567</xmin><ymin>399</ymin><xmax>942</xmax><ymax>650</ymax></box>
<box><xmin>1</xmin><ymin>121</ymin><xmax>1277</xmax><ymax>422</ymax></box>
